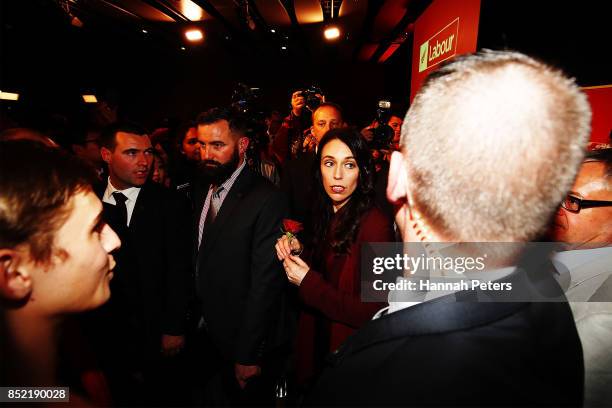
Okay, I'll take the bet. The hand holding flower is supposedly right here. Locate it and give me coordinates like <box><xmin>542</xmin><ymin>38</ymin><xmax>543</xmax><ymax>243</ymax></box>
<box><xmin>275</xmin><ymin>234</ymin><xmax>292</xmax><ymax>261</ymax></box>
<box><xmin>276</xmin><ymin>219</ymin><xmax>304</xmax><ymax>259</ymax></box>
<box><xmin>276</xmin><ymin>219</ymin><xmax>307</xmax><ymax>284</ymax></box>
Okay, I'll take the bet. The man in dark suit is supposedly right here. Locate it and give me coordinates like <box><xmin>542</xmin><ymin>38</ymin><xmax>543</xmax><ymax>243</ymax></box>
<box><xmin>91</xmin><ymin>122</ymin><xmax>192</xmax><ymax>405</ymax></box>
<box><xmin>307</xmin><ymin>51</ymin><xmax>592</xmax><ymax>406</ymax></box>
<box><xmin>193</xmin><ymin>108</ymin><xmax>289</xmax><ymax>404</ymax></box>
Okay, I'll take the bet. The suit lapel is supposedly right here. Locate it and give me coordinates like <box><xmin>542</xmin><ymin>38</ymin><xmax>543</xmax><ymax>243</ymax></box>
<box><xmin>94</xmin><ymin>181</ymin><xmax>106</xmax><ymax>199</ymax></box>
<box><xmin>198</xmin><ymin>168</ymin><xmax>253</xmax><ymax>259</ymax></box>
<box><xmin>128</xmin><ymin>184</ymin><xmax>150</xmax><ymax>232</ymax></box>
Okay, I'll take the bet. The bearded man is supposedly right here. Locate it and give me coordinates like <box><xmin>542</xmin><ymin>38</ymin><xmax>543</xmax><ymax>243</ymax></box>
<box><xmin>193</xmin><ymin>108</ymin><xmax>290</xmax><ymax>405</ymax></box>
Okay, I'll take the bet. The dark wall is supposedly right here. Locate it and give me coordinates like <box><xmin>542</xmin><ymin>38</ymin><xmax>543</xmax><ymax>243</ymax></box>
<box><xmin>478</xmin><ymin>0</ymin><xmax>609</xmax><ymax>87</ymax></box>
<box><xmin>4</xmin><ymin>0</ymin><xmax>605</xmax><ymax>134</ymax></box>
<box><xmin>0</xmin><ymin>0</ymin><xmax>411</xmax><ymax>132</ymax></box>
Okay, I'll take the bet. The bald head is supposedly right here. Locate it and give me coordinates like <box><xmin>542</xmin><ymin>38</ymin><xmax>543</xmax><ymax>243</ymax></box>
<box><xmin>398</xmin><ymin>50</ymin><xmax>591</xmax><ymax>242</ymax></box>
<box><xmin>312</xmin><ymin>103</ymin><xmax>343</xmax><ymax>143</ymax></box>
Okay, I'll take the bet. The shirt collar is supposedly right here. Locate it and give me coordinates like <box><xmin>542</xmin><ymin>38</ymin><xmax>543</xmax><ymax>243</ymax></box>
<box><xmin>105</xmin><ymin>178</ymin><xmax>141</xmax><ymax>202</ymax></box>
<box><xmin>384</xmin><ymin>266</ymin><xmax>516</xmax><ymax>316</ymax></box>
<box><xmin>215</xmin><ymin>158</ymin><xmax>246</xmax><ymax>193</ymax></box>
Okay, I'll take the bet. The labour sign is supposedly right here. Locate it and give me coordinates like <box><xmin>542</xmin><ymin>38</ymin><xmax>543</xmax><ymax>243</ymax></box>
<box><xmin>418</xmin><ymin>18</ymin><xmax>459</xmax><ymax>73</ymax></box>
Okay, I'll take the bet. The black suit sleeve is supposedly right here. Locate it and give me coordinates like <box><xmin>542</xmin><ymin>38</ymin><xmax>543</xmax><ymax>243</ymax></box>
<box><xmin>161</xmin><ymin>191</ymin><xmax>193</xmax><ymax>335</ymax></box>
<box><xmin>235</xmin><ymin>189</ymin><xmax>289</xmax><ymax>365</ymax></box>
<box><xmin>280</xmin><ymin>161</ymin><xmax>294</xmax><ymax>216</ymax></box>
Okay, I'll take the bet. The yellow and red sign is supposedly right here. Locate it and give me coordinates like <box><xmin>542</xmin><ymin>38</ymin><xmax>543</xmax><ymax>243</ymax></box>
<box><xmin>410</xmin><ymin>0</ymin><xmax>480</xmax><ymax>101</ymax></box>
<box><xmin>418</xmin><ymin>18</ymin><xmax>459</xmax><ymax>73</ymax></box>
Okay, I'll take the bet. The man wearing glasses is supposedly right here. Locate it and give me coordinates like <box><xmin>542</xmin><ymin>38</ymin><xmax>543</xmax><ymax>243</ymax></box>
<box><xmin>551</xmin><ymin>148</ymin><xmax>612</xmax><ymax>247</ymax></box>
<box><xmin>549</xmin><ymin>147</ymin><xmax>612</xmax><ymax>407</ymax></box>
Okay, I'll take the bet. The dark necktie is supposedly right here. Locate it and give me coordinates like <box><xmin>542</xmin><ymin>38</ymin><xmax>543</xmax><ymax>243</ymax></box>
<box><xmin>112</xmin><ymin>191</ymin><xmax>128</xmax><ymax>228</ymax></box>
<box><xmin>207</xmin><ymin>186</ymin><xmax>223</xmax><ymax>223</ymax></box>
<box><xmin>198</xmin><ymin>186</ymin><xmax>224</xmax><ymax>247</ymax></box>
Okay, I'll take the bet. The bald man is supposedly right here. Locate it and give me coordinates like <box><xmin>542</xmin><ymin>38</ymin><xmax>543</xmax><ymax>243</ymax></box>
<box><xmin>308</xmin><ymin>50</ymin><xmax>591</xmax><ymax>406</ymax></box>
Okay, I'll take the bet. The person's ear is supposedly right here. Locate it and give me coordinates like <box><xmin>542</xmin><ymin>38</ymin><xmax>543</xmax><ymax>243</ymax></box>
<box><xmin>387</xmin><ymin>151</ymin><xmax>409</xmax><ymax>205</ymax></box>
<box><xmin>0</xmin><ymin>249</ymin><xmax>33</xmax><ymax>302</ymax></box>
<box><xmin>100</xmin><ymin>146</ymin><xmax>112</xmax><ymax>164</ymax></box>
<box><xmin>238</xmin><ymin>137</ymin><xmax>250</xmax><ymax>155</ymax></box>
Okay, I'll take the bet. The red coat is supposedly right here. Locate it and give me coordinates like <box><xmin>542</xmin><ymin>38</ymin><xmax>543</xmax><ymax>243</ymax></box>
<box><xmin>295</xmin><ymin>206</ymin><xmax>394</xmax><ymax>384</ymax></box>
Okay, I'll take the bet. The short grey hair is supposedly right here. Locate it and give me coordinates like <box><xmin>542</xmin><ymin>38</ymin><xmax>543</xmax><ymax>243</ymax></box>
<box><xmin>401</xmin><ymin>50</ymin><xmax>591</xmax><ymax>241</ymax></box>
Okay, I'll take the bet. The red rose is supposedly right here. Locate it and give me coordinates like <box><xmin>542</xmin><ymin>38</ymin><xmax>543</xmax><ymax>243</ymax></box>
<box><xmin>282</xmin><ymin>219</ymin><xmax>303</xmax><ymax>235</ymax></box>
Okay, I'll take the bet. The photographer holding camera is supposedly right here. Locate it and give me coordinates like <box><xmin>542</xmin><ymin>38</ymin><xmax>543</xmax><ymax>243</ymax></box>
<box><xmin>230</xmin><ymin>84</ymin><xmax>281</xmax><ymax>186</ymax></box>
<box><xmin>360</xmin><ymin>102</ymin><xmax>404</xmax><ymax>220</ymax></box>
<box><xmin>271</xmin><ymin>86</ymin><xmax>325</xmax><ymax>166</ymax></box>
<box><xmin>361</xmin><ymin>102</ymin><xmax>404</xmax><ymax>171</ymax></box>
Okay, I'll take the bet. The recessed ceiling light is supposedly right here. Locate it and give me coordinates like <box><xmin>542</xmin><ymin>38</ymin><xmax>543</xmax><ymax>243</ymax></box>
<box><xmin>183</xmin><ymin>1</ymin><xmax>203</xmax><ymax>21</ymax></box>
<box><xmin>0</xmin><ymin>91</ymin><xmax>19</xmax><ymax>101</ymax></box>
<box><xmin>281</xmin><ymin>46</ymin><xmax>287</xmax><ymax>50</ymax></box>
<box><xmin>141</xmin><ymin>29</ymin><xmax>148</xmax><ymax>34</ymax></box>
<box><xmin>180</xmin><ymin>46</ymin><xmax>186</xmax><ymax>51</ymax></box>
<box><xmin>185</xmin><ymin>28</ymin><xmax>204</xmax><ymax>42</ymax></box>
<box><xmin>82</xmin><ymin>94</ymin><xmax>98</xmax><ymax>103</ymax></box>
<box><xmin>270</xmin><ymin>29</ymin><xmax>276</xmax><ymax>33</ymax></box>
<box><xmin>324</xmin><ymin>26</ymin><xmax>341</xmax><ymax>40</ymax></box>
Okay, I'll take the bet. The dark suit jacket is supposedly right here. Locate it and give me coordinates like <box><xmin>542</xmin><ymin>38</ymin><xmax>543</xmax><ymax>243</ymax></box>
<box><xmin>95</xmin><ymin>182</ymin><xmax>192</xmax><ymax>361</ymax></box>
<box><xmin>306</xmin><ymin>264</ymin><xmax>584</xmax><ymax>406</ymax></box>
<box><xmin>194</xmin><ymin>167</ymin><xmax>290</xmax><ymax>365</ymax></box>
<box><xmin>280</xmin><ymin>152</ymin><xmax>317</xmax><ymax>246</ymax></box>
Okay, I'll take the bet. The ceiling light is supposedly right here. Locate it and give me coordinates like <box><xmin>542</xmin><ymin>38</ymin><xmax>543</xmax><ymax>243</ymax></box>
<box><xmin>281</xmin><ymin>46</ymin><xmax>287</xmax><ymax>50</ymax></box>
<box><xmin>180</xmin><ymin>46</ymin><xmax>186</xmax><ymax>51</ymax></box>
<box><xmin>324</xmin><ymin>26</ymin><xmax>341</xmax><ymax>40</ymax></box>
<box><xmin>0</xmin><ymin>91</ymin><xmax>19</xmax><ymax>101</ymax></box>
<box><xmin>82</xmin><ymin>94</ymin><xmax>97</xmax><ymax>103</ymax></box>
<box><xmin>185</xmin><ymin>28</ymin><xmax>203</xmax><ymax>42</ymax></box>
<box><xmin>141</xmin><ymin>29</ymin><xmax>148</xmax><ymax>34</ymax></box>
<box><xmin>182</xmin><ymin>1</ymin><xmax>203</xmax><ymax>21</ymax></box>
<box><xmin>270</xmin><ymin>29</ymin><xmax>276</xmax><ymax>33</ymax></box>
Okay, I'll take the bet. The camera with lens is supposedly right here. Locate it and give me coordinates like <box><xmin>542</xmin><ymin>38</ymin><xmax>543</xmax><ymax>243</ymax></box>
<box><xmin>301</xmin><ymin>85</ymin><xmax>324</xmax><ymax>112</ymax></box>
<box><xmin>371</xmin><ymin>100</ymin><xmax>394</xmax><ymax>150</ymax></box>
<box><xmin>230</xmin><ymin>83</ymin><xmax>267</xmax><ymax>157</ymax></box>
<box><xmin>231</xmin><ymin>83</ymin><xmax>261</xmax><ymax>115</ymax></box>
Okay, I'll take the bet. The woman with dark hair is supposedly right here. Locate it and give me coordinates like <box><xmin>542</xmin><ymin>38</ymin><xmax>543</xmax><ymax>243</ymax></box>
<box><xmin>275</xmin><ymin>127</ymin><xmax>394</xmax><ymax>388</ymax></box>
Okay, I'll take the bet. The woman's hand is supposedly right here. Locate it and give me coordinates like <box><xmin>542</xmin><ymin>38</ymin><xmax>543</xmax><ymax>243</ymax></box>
<box><xmin>276</xmin><ymin>235</ymin><xmax>308</xmax><ymax>285</ymax></box>
<box><xmin>283</xmin><ymin>255</ymin><xmax>309</xmax><ymax>286</ymax></box>
<box><xmin>275</xmin><ymin>235</ymin><xmax>293</xmax><ymax>260</ymax></box>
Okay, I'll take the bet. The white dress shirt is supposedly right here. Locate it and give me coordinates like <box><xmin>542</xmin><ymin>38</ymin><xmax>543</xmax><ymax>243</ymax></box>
<box><xmin>102</xmin><ymin>178</ymin><xmax>142</xmax><ymax>227</ymax></box>
<box><xmin>375</xmin><ymin>265</ymin><xmax>515</xmax><ymax>319</ymax></box>
<box><xmin>553</xmin><ymin>246</ymin><xmax>612</xmax><ymax>407</ymax></box>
